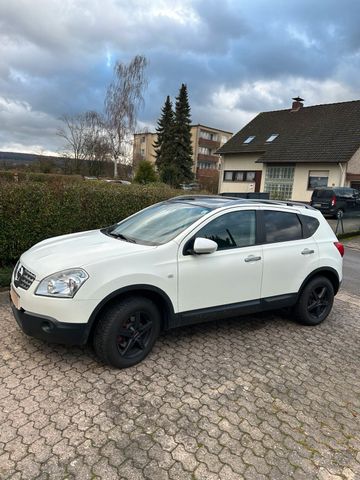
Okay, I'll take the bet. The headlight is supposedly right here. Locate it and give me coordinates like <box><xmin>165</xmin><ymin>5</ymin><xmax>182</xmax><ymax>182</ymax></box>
<box><xmin>35</xmin><ymin>269</ymin><xmax>89</xmax><ymax>298</ymax></box>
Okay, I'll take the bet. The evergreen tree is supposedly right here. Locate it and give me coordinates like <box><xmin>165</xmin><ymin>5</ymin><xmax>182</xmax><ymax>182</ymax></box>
<box><xmin>153</xmin><ymin>96</ymin><xmax>174</xmax><ymax>174</ymax></box>
<box><xmin>173</xmin><ymin>83</ymin><xmax>194</xmax><ymax>183</ymax></box>
<box><xmin>134</xmin><ymin>160</ymin><xmax>158</xmax><ymax>184</ymax></box>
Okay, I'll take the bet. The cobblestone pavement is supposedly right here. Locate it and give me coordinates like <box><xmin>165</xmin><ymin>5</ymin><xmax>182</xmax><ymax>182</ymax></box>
<box><xmin>1</xmin><ymin>294</ymin><xmax>360</xmax><ymax>480</ymax></box>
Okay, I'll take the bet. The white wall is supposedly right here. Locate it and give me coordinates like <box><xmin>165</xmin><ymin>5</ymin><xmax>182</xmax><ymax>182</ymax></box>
<box><xmin>219</xmin><ymin>153</ymin><xmax>263</xmax><ymax>193</ymax></box>
<box><xmin>347</xmin><ymin>147</ymin><xmax>360</xmax><ymax>174</ymax></box>
<box><xmin>292</xmin><ymin>163</ymin><xmax>343</xmax><ymax>201</ymax></box>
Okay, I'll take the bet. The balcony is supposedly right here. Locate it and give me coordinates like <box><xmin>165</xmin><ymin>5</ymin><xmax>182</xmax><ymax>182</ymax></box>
<box><xmin>197</xmin><ymin>153</ymin><xmax>220</xmax><ymax>163</ymax></box>
<box><xmin>198</xmin><ymin>138</ymin><xmax>220</xmax><ymax>149</ymax></box>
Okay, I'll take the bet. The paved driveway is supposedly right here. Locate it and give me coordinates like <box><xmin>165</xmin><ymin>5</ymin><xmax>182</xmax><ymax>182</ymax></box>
<box><xmin>0</xmin><ymin>291</ymin><xmax>360</xmax><ymax>480</ymax></box>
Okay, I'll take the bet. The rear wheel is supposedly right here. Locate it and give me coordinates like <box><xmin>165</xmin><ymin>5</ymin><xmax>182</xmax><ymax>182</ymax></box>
<box><xmin>93</xmin><ymin>296</ymin><xmax>161</xmax><ymax>368</ymax></box>
<box><xmin>294</xmin><ymin>276</ymin><xmax>334</xmax><ymax>326</ymax></box>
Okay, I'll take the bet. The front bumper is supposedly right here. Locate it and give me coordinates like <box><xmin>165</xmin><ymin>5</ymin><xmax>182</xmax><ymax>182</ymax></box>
<box><xmin>10</xmin><ymin>299</ymin><xmax>89</xmax><ymax>345</ymax></box>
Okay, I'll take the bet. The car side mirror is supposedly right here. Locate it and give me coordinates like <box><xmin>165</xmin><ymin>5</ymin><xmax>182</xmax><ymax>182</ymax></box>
<box><xmin>193</xmin><ymin>237</ymin><xmax>218</xmax><ymax>255</ymax></box>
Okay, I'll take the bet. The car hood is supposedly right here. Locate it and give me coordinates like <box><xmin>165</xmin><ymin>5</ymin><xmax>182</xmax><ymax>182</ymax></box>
<box><xmin>20</xmin><ymin>229</ymin><xmax>156</xmax><ymax>279</ymax></box>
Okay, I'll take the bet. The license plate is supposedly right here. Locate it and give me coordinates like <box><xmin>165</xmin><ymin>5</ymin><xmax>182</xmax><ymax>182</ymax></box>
<box><xmin>10</xmin><ymin>286</ymin><xmax>20</xmax><ymax>310</ymax></box>
<box><xmin>313</xmin><ymin>203</ymin><xmax>321</xmax><ymax>207</ymax></box>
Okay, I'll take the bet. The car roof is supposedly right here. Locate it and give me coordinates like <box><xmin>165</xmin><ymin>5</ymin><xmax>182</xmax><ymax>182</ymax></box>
<box><xmin>168</xmin><ymin>195</ymin><xmax>316</xmax><ymax>211</ymax></box>
<box><xmin>313</xmin><ymin>186</ymin><xmax>353</xmax><ymax>191</ymax></box>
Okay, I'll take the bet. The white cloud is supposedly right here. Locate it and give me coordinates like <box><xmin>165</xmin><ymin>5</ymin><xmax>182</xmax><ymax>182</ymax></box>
<box><xmin>0</xmin><ymin>0</ymin><xmax>359</xmax><ymax>152</ymax></box>
<box><xmin>0</xmin><ymin>97</ymin><xmax>62</xmax><ymax>152</ymax></box>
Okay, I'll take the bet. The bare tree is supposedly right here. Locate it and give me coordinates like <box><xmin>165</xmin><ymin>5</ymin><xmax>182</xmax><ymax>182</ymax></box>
<box><xmin>57</xmin><ymin>114</ymin><xmax>88</xmax><ymax>174</ymax></box>
<box><xmin>83</xmin><ymin>112</ymin><xmax>111</xmax><ymax>161</ymax></box>
<box><xmin>82</xmin><ymin>111</ymin><xmax>112</xmax><ymax>177</ymax></box>
<box><xmin>104</xmin><ymin>55</ymin><xmax>148</xmax><ymax>177</ymax></box>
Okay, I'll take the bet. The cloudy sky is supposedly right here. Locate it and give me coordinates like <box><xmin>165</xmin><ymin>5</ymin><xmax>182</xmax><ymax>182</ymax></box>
<box><xmin>0</xmin><ymin>0</ymin><xmax>360</xmax><ymax>154</ymax></box>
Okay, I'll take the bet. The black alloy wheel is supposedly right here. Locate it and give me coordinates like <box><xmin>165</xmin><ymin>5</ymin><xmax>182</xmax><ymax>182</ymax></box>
<box><xmin>294</xmin><ymin>276</ymin><xmax>334</xmax><ymax>326</ymax></box>
<box><xmin>94</xmin><ymin>296</ymin><xmax>161</xmax><ymax>368</ymax></box>
<box><xmin>306</xmin><ymin>285</ymin><xmax>331</xmax><ymax>321</ymax></box>
<box><xmin>115</xmin><ymin>310</ymin><xmax>153</xmax><ymax>359</ymax></box>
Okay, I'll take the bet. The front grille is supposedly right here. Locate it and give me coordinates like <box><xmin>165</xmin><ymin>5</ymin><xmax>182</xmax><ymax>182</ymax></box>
<box><xmin>14</xmin><ymin>264</ymin><xmax>36</xmax><ymax>290</ymax></box>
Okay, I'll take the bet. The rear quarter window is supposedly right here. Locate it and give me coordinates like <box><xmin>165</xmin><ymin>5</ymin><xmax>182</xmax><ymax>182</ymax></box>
<box><xmin>299</xmin><ymin>215</ymin><xmax>320</xmax><ymax>238</ymax></box>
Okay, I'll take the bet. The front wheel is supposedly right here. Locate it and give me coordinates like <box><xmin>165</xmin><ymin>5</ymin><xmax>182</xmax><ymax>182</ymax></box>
<box><xmin>294</xmin><ymin>276</ymin><xmax>334</xmax><ymax>326</ymax></box>
<box><xmin>93</xmin><ymin>296</ymin><xmax>161</xmax><ymax>368</ymax></box>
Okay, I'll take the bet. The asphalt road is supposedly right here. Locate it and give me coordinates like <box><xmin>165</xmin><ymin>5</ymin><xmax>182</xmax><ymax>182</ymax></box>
<box><xmin>342</xmin><ymin>245</ymin><xmax>360</xmax><ymax>296</ymax></box>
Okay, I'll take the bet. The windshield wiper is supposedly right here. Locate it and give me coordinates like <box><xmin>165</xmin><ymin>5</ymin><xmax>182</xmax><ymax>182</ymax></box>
<box><xmin>108</xmin><ymin>232</ymin><xmax>137</xmax><ymax>243</ymax></box>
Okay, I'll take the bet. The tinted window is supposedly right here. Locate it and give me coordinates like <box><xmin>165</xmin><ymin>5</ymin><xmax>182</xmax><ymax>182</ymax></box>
<box><xmin>300</xmin><ymin>215</ymin><xmax>320</xmax><ymax>238</ymax></box>
<box><xmin>264</xmin><ymin>211</ymin><xmax>302</xmax><ymax>243</ymax></box>
<box><xmin>312</xmin><ymin>189</ymin><xmax>334</xmax><ymax>199</ymax></box>
<box><xmin>196</xmin><ymin>211</ymin><xmax>256</xmax><ymax>250</ymax></box>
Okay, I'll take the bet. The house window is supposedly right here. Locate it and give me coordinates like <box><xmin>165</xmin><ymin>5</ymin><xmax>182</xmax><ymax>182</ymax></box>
<box><xmin>141</xmin><ymin>136</ymin><xmax>146</xmax><ymax>142</ymax></box>
<box><xmin>199</xmin><ymin>146</ymin><xmax>212</xmax><ymax>155</ymax></box>
<box><xmin>140</xmin><ymin>148</ymin><xmax>145</xmax><ymax>157</ymax></box>
<box><xmin>266</xmin><ymin>134</ymin><xmax>279</xmax><ymax>143</ymax></box>
<box><xmin>198</xmin><ymin>161</ymin><xmax>216</xmax><ymax>169</ymax></box>
<box><xmin>308</xmin><ymin>170</ymin><xmax>329</xmax><ymax>189</ymax></box>
<box><xmin>234</xmin><ymin>171</ymin><xmax>244</xmax><ymax>181</ymax></box>
<box><xmin>245</xmin><ymin>171</ymin><xmax>256</xmax><ymax>181</ymax></box>
<box><xmin>243</xmin><ymin>136</ymin><xmax>255</xmax><ymax>144</ymax></box>
<box><xmin>264</xmin><ymin>166</ymin><xmax>294</xmax><ymax>200</ymax></box>
<box><xmin>199</xmin><ymin>130</ymin><xmax>217</xmax><ymax>141</ymax></box>
<box><xmin>223</xmin><ymin>170</ymin><xmax>256</xmax><ymax>182</ymax></box>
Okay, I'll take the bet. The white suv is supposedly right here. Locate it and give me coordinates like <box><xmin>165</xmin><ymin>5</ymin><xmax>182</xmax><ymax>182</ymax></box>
<box><xmin>10</xmin><ymin>196</ymin><xmax>344</xmax><ymax>368</ymax></box>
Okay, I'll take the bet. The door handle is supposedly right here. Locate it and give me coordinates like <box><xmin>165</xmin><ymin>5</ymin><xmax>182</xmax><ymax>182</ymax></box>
<box><xmin>301</xmin><ymin>249</ymin><xmax>314</xmax><ymax>255</ymax></box>
<box><xmin>244</xmin><ymin>255</ymin><xmax>261</xmax><ymax>262</ymax></box>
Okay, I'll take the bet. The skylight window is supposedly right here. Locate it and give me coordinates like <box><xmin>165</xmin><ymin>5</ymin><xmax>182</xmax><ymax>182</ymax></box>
<box><xmin>243</xmin><ymin>135</ymin><xmax>255</xmax><ymax>144</ymax></box>
<box><xmin>266</xmin><ymin>134</ymin><xmax>279</xmax><ymax>143</ymax></box>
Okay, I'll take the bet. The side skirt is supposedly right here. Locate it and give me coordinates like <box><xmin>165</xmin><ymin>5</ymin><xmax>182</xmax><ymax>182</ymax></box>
<box><xmin>171</xmin><ymin>293</ymin><xmax>297</xmax><ymax>328</ymax></box>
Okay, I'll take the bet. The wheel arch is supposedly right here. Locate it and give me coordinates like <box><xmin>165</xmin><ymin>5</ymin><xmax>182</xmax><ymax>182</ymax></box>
<box><xmin>297</xmin><ymin>267</ymin><xmax>340</xmax><ymax>299</ymax></box>
<box><xmin>85</xmin><ymin>285</ymin><xmax>175</xmax><ymax>343</ymax></box>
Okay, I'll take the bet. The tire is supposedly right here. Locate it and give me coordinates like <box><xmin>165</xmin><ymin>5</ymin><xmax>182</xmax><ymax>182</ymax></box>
<box><xmin>294</xmin><ymin>276</ymin><xmax>334</xmax><ymax>326</ymax></box>
<box><xmin>93</xmin><ymin>296</ymin><xmax>161</xmax><ymax>368</ymax></box>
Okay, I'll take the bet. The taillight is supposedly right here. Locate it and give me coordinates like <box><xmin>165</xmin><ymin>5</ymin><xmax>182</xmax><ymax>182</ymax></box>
<box><xmin>331</xmin><ymin>195</ymin><xmax>336</xmax><ymax>207</ymax></box>
<box><xmin>334</xmin><ymin>242</ymin><xmax>344</xmax><ymax>257</ymax></box>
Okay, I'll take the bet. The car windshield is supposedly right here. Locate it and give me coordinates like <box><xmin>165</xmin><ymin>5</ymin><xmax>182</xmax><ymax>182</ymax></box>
<box><xmin>104</xmin><ymin>202</ymin><xmax>212</xmax><ymax>245</ymax></box>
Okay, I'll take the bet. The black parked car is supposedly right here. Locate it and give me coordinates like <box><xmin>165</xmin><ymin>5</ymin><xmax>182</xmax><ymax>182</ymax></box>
<box><xmin>310</xmin><ymin>187</ymin><xmax>360</xmax><ymax>218</ymax></box>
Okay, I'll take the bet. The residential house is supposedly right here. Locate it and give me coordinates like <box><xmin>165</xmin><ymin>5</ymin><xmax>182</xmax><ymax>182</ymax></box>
<box><xmin>133</xmin><ymin>125</ymin><xmax>232</xmax><ymax>188</ymax></box>
<box><xmin>217</xmin><ymin>98</ymin><xmax>360</xmax><ymax>201</ymax></box>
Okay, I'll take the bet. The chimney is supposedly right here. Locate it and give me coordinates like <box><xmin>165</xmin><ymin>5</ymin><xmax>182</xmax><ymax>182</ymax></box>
<box><xmin>291</xmin><ymin>96</ymin><xmax>304</xmax><ymax>111</ymax></box>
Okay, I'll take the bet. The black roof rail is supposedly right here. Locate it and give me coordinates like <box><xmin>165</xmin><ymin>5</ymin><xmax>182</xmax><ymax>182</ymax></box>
<box><xmin>243</xmin><ymin>199</ymin><xmax>316</xmax><ymax>209</ymax></box>
<box><xmin>167</xmin><ymin>195</ymin><xmax>316</xmax><ymax>210</ymax></box>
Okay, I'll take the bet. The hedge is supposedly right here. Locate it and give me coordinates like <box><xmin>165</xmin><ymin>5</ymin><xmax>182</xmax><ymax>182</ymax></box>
<box><xmin>0</xmin><ymin>171</ymin><xmax>83</xmax><ymax>184</ymax></box>
<box><xmin>0</xmin><ymin>182</ymin><xmax>181</xmax><ymax>265</ymax></box>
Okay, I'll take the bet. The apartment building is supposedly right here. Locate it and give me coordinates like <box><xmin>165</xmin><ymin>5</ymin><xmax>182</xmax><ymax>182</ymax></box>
<box><xmin>133</xmin><ymin>125</ymin><xmax>232</xmax><ymax>188</ymax></box>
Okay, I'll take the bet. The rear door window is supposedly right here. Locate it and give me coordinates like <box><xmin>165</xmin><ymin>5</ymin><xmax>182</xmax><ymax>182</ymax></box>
<box><xmin>264</xmin><ymin>211</ymin><xmax>302</xmax><ymax>243</ymax></box>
